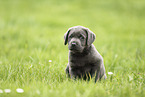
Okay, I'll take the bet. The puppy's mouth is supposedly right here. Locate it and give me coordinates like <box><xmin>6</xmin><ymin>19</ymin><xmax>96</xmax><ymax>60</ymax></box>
<box><xmin>69</xmin><ymin>46</ymin><xmax>83</xmax><ymax>53</ymax></box>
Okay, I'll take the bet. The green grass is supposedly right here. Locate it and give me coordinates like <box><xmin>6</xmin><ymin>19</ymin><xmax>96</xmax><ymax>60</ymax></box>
<box><xmin>0</xmin><ymin>0</ymin><xmax>145</xmax><ymax>97</ymax></box>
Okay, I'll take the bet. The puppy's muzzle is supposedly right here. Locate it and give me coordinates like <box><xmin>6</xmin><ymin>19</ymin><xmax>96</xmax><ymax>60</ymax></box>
<box><xmin>69</xmin><ymin>41</ymin><xmax>79</xmax><ymax>51</ymax></box>
<box><xmin>71</xmin><ymin>42</ymin><xmax>77</xmax><ymax>47</ymax></box>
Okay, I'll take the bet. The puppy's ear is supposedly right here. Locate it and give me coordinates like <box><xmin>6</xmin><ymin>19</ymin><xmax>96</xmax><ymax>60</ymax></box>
<box><xmin>64</xmin><ymin>28</ymin><xmax>71</xmax><ymax>45</ymax></box>
<box><xmin>83</xmin><ymin>27</ymin><xmax>96</xmax><ymax>46</ymax></box>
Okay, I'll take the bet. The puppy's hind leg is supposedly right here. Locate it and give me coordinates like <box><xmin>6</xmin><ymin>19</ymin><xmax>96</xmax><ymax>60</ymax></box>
<box><xmin>95</xmin><ymin>66</ymin><xmax>106</xmax><ymax>83</ymax></box>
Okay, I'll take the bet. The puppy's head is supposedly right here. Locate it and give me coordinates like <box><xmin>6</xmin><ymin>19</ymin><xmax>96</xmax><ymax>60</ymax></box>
<box><xmin>64</xmin><ymin>26</ymin><xmax>95</xmax><ymax>53</ymax></box>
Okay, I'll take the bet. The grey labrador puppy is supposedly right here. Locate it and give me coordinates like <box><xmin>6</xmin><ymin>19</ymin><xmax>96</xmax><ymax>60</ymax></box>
<box><xmin>64</xmin><ymin>26</ymin><xmax>106</xmax><ymax>82</ymax></box>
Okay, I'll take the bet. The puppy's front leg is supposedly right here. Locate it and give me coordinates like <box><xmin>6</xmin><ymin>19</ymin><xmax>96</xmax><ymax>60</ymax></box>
<box><xmin>95</xmin><ymin>69</ymin><xmax>101</xmax><ymax>82</ymax></box>
<box><xmin>90</xmin><ymin>65</ymin><xmax>101</xmax><ymax>82</ymax></box>
<box><xmin>65</xmin><ymin>64</ymin><xmax>70</xmax><ymax>78</ymax></box>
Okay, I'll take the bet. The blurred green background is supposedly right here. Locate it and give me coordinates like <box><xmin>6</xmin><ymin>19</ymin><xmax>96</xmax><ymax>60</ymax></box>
<box><xmin>0</xmin><ymin>0</ymin><xmax>145</xmax><ymax>97</ymax></box>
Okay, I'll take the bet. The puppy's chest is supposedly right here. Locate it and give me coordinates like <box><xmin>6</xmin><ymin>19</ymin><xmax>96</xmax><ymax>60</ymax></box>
<box><xmin>69</xmin><ymin>56</ymin><xmax>89</xmax><ymax>67</ymax></box>
<box><xmin>69</xmin><ymin>58</ymin><xmax>93</xmax><ymax>75</ymax></box>
<box><xmin>69</xmin><ymin>55</ymin><xmax>96</xmax><ymax>76</ymax></box>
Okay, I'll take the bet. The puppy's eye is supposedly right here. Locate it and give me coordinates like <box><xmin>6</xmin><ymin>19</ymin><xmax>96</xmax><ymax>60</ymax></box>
<box><xmin>79</xmin><ymin>35</ymin><xmax>84</xmax><ymax>40</ymax></box>
<box><xmin>69</xmin><ymin>35</ymin><xmax>73</xmax><ymax>38</ymax></box>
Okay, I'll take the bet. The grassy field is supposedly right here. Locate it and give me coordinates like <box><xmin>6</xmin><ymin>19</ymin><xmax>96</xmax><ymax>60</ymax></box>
<box><xmin>0</xmin><ymin>0</ymin><xmax>145</xmax><ymax>97</ymax></box>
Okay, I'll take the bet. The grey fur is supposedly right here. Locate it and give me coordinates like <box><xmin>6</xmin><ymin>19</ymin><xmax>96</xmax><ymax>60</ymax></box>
<box><xmin>64</xmin><ymin>26</ymin><xmax>106</xmax><ymax>82</ymax></box>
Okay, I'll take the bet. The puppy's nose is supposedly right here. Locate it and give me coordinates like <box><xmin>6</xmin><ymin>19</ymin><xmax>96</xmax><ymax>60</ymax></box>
<box><xmin>71</xmin><ymin>42</ymin><xmax>77</xmax><ymax>46</ymax></box>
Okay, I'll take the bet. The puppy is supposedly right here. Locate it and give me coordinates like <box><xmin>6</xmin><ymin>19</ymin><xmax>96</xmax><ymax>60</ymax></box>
<box><xmin>64</xmin><ymin>26</ymin><xmax>106</xmax><ymax>82</ymax></box>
